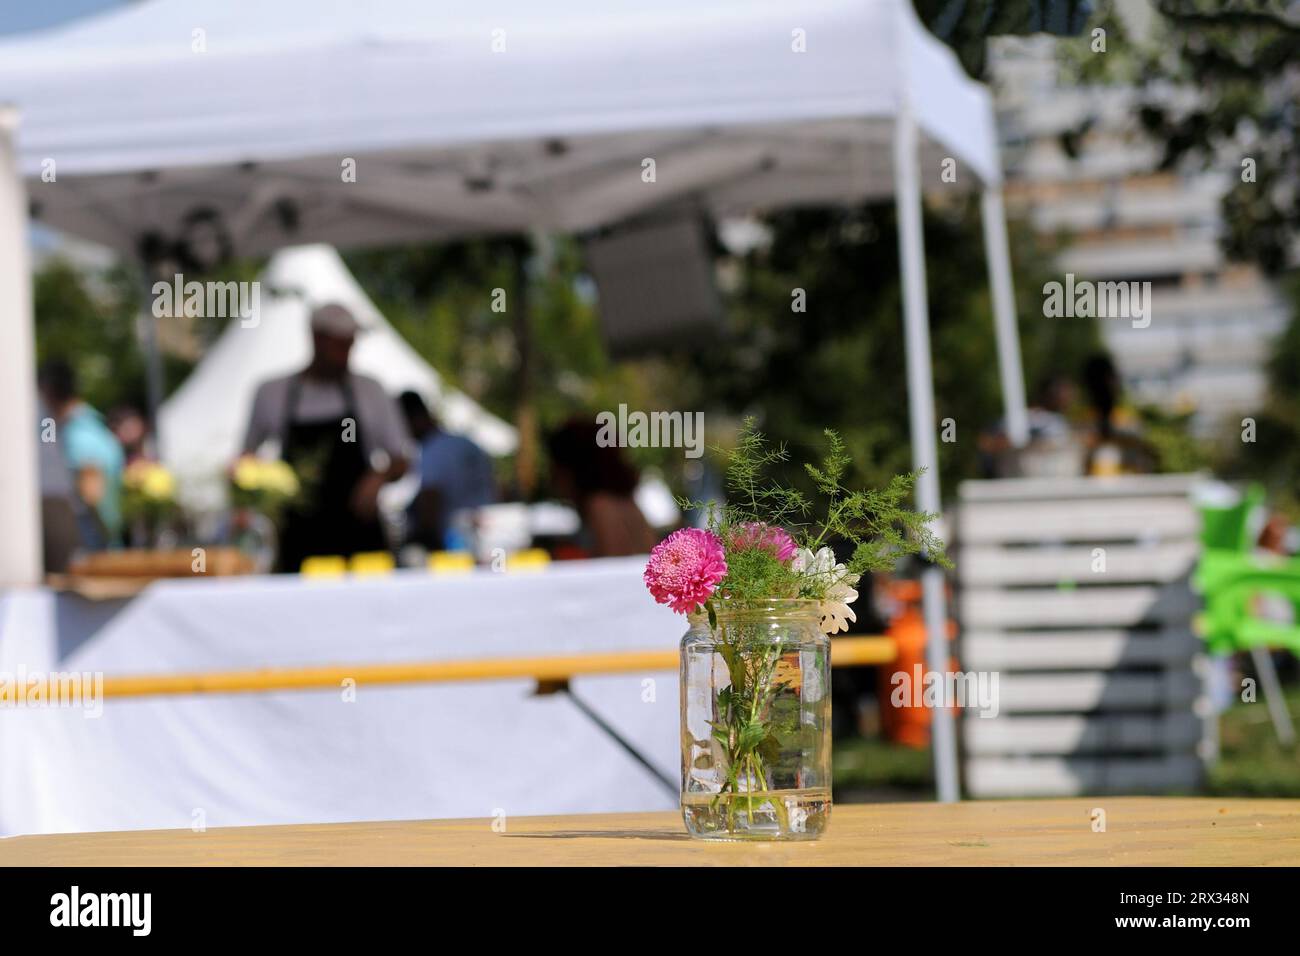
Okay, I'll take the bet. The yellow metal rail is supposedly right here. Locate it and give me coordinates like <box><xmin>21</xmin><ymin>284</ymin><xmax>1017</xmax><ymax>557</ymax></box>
<box><xmin>100</xmin><ymin>636</ymin><xmax>894</xmax><ymax>699</ymax></box>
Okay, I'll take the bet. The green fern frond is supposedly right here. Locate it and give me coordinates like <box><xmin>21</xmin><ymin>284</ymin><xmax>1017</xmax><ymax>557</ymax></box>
<box><xmin>687</xmin><ymin>418</ymin><xmax>949</xmax><ymax>600</ymax></box>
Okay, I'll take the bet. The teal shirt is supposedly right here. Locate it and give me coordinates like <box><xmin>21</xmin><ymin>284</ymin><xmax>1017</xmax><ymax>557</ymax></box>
<box><xmin>62</xmin><ymin>404</ymin><xmax>125</xmax><ymax>540</ymax></box>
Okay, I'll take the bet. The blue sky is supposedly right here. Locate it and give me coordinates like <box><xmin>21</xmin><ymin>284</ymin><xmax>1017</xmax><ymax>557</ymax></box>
<box><xmin>0</xmin><ymin>0</ymin><xmax>127</xmax><ymax>37</ymax></box>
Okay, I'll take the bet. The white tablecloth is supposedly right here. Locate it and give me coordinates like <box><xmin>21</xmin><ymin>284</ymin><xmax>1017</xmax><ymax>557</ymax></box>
<box><xmin>0</xmin><ymin>557</ymin><xmax>682</xmax><ymax>836</ymax></box>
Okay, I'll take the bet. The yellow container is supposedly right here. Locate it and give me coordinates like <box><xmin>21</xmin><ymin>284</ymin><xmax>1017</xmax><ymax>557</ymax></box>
<box><xmin>505</xmin><ymin>548</ymin><xmax>551</xmax><ymax>572</ymax></box>
<box><xmin>350</xmin><ymin>551</ymin><xmax>396</xmax><ymax>576</ymax></box>
<box><xmin>428</xmin><ymin>551</ymin><xmax>476</xmax><ymax>574</ymax></box>
<box><xmin>299</xmin><ymin>555</ymin><xmax>347</xmax><ymax>578</ymax></box>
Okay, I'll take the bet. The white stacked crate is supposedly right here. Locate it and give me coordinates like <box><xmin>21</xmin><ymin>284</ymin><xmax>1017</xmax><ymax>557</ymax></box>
<box><xmin>955</xmin><ymin>474</ymin><xmax>1212</xmax><ymax>797</ymax></box>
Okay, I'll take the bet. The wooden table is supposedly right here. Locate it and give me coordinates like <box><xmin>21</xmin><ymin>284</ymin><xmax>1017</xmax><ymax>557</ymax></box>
<box><xmin>4</xmin><ymin>798</ymin><xmax>1298</xmax><ymax>866</ymax></box>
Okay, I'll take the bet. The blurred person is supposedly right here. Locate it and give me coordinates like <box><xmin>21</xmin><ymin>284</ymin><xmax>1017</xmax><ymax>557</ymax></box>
<box><xmin>978</xmin><ymin>374</ymin><xmax>1083</xmax><ymax>478</ymax></box>
<box><xmin>398</xmin><ymin>390</ymin><xmax>495</xmax><ymax>551</ymax></box>
<box><xmin>1079</xmin><ymin>353</ymin><xmax>1156</xmax><ymax>475</ymax></box>
<box><xmin>545</xmin><ymin>417</ymin><xmax>657</xmax><ymax>558</ymax></box>
<box><xmin>37</xmin><ymin>358</ymin><xmax>125</xmax><ymax>551</ymax></box>
<box><xmin>242</xmin><ymin>302</ymin><xmax>410</xmax><ymax>572</ymax></box>
<box><xmin>107</xmin><ymin>405</ymin><xmax>153</xmax><ymax>465</ymax></box>
<box><xmin>36</xmin><ymin>398</ymin><xmax>81</xmax><ymax>572</ymax></box>
<box><xmin>1081</xmin><ymin>353</ymin><xmax>1121</xmax><ymax>441</ymax></box>
<box><xmin>1028</xmin><ymin>374</ymin><xmax>1078</xmax><ymax>440</ymax></box>
<box><xmin>1258</xmin><ymin>511</ymin><xmax>1296</xmax><ymax>556</ymax></box>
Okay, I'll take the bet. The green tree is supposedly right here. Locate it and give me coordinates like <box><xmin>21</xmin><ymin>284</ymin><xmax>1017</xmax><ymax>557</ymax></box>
<box><xmin>684</xmin><ymin>198</ymin><xmax>1099</xmax><ymax>494</ymax></box>
<box><xmin>1061</xmin><ymin>0</ymin><xmax>1300</xmax><ymax>276</ymax></box>
<box><xmin>344</xmin><ymin>240</ymin><xmax>525</xmax><ymax>422</ymax></box>
<box><xmin>914</xmin><ymin>0</ymin><xmax>1095</xmax><ymax>77</ymax></box>
<box><xmin>1225</xmin><ymin>274</ymin><xmax>1300</xmax><ymax>502</ymax></box>
<box><xmin>345</xmin><ymin>236</ymin><xmax>613</xmax><ymax>492</ymax></box>
<box><xmin>33</xmin><ymin>258</ymin><xmax>193</xmax><ymax>415</ymax></box>
<box><xmin>345</xmin><ymin>194</ymin><xmax>1097</xmax><ymax>500</ymax></box>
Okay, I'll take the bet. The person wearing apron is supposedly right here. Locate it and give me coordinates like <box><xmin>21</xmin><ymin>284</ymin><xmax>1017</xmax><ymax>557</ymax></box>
<box><xmin>241</xmin><ymin>302</ymin><xmax>411</xmax><ymax>573</ymax></box>
<box><xmin>274</xmin><ymin>372</ymin><xmax>390</xmax><ymax>573</ymax></box>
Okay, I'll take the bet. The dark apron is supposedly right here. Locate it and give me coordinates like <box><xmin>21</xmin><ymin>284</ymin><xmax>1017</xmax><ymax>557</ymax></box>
<box><xmin>274</xmin><ymin>374</ymin><xmax>387</xmax><ymax>573</ymax></box>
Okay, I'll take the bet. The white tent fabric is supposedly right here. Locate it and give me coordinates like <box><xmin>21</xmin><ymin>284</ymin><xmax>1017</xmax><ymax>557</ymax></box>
<box><xmin>0</xmin><ymin>109</ymin><xmax>40</xmax><ymax>587</ymax></box>
<box><xmin>0</xmin><ymin>0</ymin><xmax>1000</xmax><ymax>254</ymax></box>
<box><xmin>158</xmin><ymin>243</ymin><xmax>517</xmax><ymax>495</ymax></box>
<box><xmin>0</xmin><ymin>559</ymin><xmax>681</xmax><ymax>836</ymax></box>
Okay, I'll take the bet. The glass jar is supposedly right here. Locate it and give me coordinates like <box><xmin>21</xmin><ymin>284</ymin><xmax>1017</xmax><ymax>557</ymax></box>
<box><xmin>679</xmin><ymin>599</ymin><xmax>831</xmax><ymax>841</ymax></box>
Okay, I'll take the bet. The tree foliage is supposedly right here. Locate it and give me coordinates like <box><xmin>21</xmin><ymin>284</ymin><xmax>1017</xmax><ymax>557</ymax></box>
<box><xmin>346</xmin><ymin>239</ymin><xmax>606</xmax><ymax>413</ymax></box>
<box><xmin>33</xmin><ymin>259</ymin><xmax>189</xmax><ymax>415</ymax></box>
<box><xmin>1063</xmin><ymin>0</ymin><xmax>1300</xmax><ymax>276</ymax></box>
<box><xmin>682</xmin><ymin>199</ymin><xmax>1099</xmax><ymax>495</ymax></box>
<box><xmin>913</xmin><ymin>0</ymin><xmax>1095</xmax><ymax>77</ymax></box>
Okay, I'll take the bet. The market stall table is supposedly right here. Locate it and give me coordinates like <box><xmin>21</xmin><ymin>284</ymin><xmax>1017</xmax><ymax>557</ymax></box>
<box><xmin>0</xmin><ymin>558</ymin><xmax>687</xmax><ymax>834</ymax></box>
<box><xmin>1</xmin><ymin>556</ymin><xmax>895</xmax><ymax>836</ymax></box>
<box><xmin>3</xmin><ymin>798</ymin><xmax>1297</xmax><ymax>866</ymax></box>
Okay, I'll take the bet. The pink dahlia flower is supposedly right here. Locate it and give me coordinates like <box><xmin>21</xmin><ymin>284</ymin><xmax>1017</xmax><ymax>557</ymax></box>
<box><xmin>730</xmin><ymin>522</ymin><xmax>797</xmax><ymax>562</ymax></box>
<box><xmin>644</xmin><ymin>528</ymin><xmax>727</xmax><ymax>614</ymax></box>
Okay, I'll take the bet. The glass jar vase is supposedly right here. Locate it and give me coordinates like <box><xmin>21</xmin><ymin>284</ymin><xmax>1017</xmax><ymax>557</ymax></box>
<box><xmin>679</xmin><ymin>599</ymin><xmax>831</xmax><ymax>841</ymax></box>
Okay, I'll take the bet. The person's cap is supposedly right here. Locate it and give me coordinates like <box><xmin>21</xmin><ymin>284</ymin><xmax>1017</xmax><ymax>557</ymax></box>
<box><xmin>309</xmin><ymin>302</ymin><xmax>366</xmax><ymax>338</ymax></box>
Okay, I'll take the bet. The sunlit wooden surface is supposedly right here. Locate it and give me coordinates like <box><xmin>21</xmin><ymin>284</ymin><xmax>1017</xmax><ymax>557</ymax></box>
<box><xmin>3</xmin><ymin>798</ymin><xmax>1296</xmax><ymax>866</ymax></box>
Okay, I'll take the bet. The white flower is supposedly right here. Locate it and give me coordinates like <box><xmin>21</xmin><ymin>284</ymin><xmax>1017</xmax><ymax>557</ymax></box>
<box><xmin>793</xmin><ymin>546</ymin><xmax>860</xmax><ymax>634</ymax></box>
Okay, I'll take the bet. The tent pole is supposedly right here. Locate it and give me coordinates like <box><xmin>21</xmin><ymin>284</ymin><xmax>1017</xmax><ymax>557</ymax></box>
<box><xmin>509</xmin><ymin>238</ymin><xmax>537</xmax><ymax>498</ymax></box>
<box><xmin>893</xmin><ymin>105</ymin><xmax>960</xmax><ymax>803</ymax></box>
<box><xmin>981</xmin><ymin>188</ymin><xmax>1029</xmax><ymax>448</ymax></box>
<box><xmin>0</xmin><ymin>106</ymin><xmax>43</xmax><ymax>586</ymax></box>
<box><xmin>137</xmin><ymin>261</ymin><xmax>166</xmax><ymax>456</ymax></box>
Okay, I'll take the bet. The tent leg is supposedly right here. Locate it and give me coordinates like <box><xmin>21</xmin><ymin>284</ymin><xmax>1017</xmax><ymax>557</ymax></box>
<box><xmin>137</xmin><ymin>263</ymin><xmax>166</xmax><ymax>453</ymax></box>
<box><xmin>0</xmin><ymin>108</ymin><xmax>42</xmax><ymax>587</ymax></box>
<box><xmin>981</xmin><ymin>188</ymin><xmax>1029</xmax><ymax>448</ymax></box>
<box><xmin>1249</xmin><ymin>646</ymin><xmax>1297</xmax><ymax>747</ymax></box>
<box><xmin>509</xmin><ymin>239</ymin><xmax>537</xmax><ymax>498</ymax></box>
<box><xmin>893</xmin><ymin>108</ymin><xmax>960</xmax><ymax>802</ymax></box>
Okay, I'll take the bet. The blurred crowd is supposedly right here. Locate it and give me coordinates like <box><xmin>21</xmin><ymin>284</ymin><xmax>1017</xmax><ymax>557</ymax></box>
<box><xmin>37</xmin><ymin>301</ymin><xmax>661</xmax><ymax>574</ymax></box>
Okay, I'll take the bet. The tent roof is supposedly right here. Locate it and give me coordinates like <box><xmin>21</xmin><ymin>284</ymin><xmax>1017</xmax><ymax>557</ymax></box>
<box><xmin>0</xmin><ymin>0</ymin><xmax>1000</xmax><ymax>255</ymax></box>
<box><xmin>157</xmin><ymin>243</ymin><xmax>518</xmax><ymax>488</ymax></box>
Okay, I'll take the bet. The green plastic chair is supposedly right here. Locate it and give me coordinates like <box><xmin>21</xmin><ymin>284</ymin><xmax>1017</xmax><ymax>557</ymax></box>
<box><xmin>1194</xmin><ymin>485</ymin><xmax>1300</xmax><ymax>656</ymax></box>
<box><xmin>1199</xmin><ymin>484</ymin><xmax>1263</xmax><ymax>552</ymax></box>
<box><xmin>1194</xmin><ymin>484</ymin><xmax>1298</xmax><ymax>744</ymax></box>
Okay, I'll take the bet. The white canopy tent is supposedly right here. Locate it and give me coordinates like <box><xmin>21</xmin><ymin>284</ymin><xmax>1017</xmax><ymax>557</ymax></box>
<box><xmin>158</xmin><ymin>243</ymin><xmax>518</xmax><ymax>499</ymax></box>
<box><xmin>0</xmin><ymin>110</ymin><xmax>40</xmax><ymax>591</ymax></box>
<box><xmin>3</xmin><ymin>0</ymin><xmax>1004</xmax><ymax>243</ymax></box>
<box><xmin>0</xmin><ymin>0</ymin><xmax>1034</xmax><ymax>802</ymax></box>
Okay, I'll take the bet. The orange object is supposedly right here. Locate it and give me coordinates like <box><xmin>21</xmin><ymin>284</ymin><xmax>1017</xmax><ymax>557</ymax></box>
<box><xmin>877</xmin><ymin>580</ymin><xmax>957</xmax><ymax>748</ymax></box>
